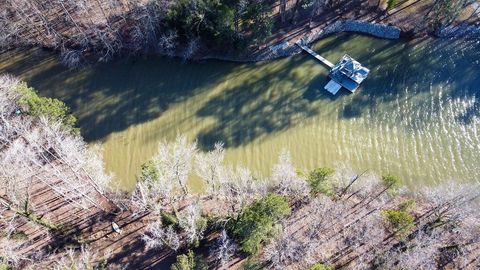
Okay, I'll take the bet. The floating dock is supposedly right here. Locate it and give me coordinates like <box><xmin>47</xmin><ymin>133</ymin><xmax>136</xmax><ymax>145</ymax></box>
<box><xmin>324</xmin><ymin>79</ymin><xmax>342</xmax><ymax>95</ymax></box>
<box><xmin>295</xmin><ymin>40</ymin><xmax>370</xmax><ymax>95</ymax></box>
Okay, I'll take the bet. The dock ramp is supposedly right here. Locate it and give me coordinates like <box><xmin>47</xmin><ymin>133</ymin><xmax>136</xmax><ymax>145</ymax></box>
<box><xmin>324</xmin><ymin>80</ymin><xmax>342</xmax><ymax>95</ymax></box>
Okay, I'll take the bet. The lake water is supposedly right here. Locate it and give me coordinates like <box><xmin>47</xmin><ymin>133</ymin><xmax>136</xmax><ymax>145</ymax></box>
<box><xmin>1</xmin><ymin>33</ymin><xmax>479</xmax><ymax>190</ymax></box>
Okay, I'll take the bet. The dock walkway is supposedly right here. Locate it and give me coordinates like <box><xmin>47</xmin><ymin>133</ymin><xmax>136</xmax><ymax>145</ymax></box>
<box><xmin>295</xmin><ymin>41</ymin><xmax>334</xmax><ymax>68</ymax></box>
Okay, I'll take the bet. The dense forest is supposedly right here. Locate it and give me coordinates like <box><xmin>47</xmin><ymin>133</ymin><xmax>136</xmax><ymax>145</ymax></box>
<box><xmin>0</xmin><ymin>0</ymin><xmax>474</xmax><ymax>66</ymax></box>
<box><xmin>0</xmin><ymin>0</ymin><xmax>276</xmax><ymax>64</ymax></box>
<box><xmin>1</xmin><ymin>76</ymin><xmax>479</xmax><ymax>269</ymax></box>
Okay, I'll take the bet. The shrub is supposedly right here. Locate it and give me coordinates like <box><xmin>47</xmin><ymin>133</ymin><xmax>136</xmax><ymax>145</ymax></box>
<box><xmin>382</xmin><ymin>174</ymin><xmax>400</xmax><ymax>191</ymax></box>
<box><xmin>382</xmin><ymin>209</ymin><xmax>415</xmax><ymax>239</ymax></box>
<box><xmin>170</xmin><ymin>250</ymin><xmax>207</xmax><ymax>270</ymax></box>
<box><xmin>16</xmin><ymin>83</ymin><xmax>77</xmax><ymax>130</ymax></box>
<box><xmin>139</xmin><ymin>160</ymin><xmax>160</xmax><ymax>182</ymax></box>
<box><xmin>387</xmin><ymin>0</ymin><xmax>397</xmax><ymax>10</ymax></box>
<box><xmin>242</xmin><ymin>258</ymin><xmax>263</xmax><ymax>270</ymax></box>
<box><xmin>10</xmin><ymin>232</ymin><xmax>28</xmax><ymax>241</ymax></box>
<box><xmin>161</xmin><ymin>211</ymin><xmax>179</xmax><ymax>227</ymax></box>
<box><xmin>308</xmin><ymin>263</ymin><xmax>334</xmax><ymax>270</ymax></box>
<box><xmin>171</xmin><ymin>251</ymin><xmax>194</xmax><ymax>270</ymax></box>
<box><xmin>398</xmin><ymin>199</ymin><xmax>416</xmax><ymax>212</ymax></box>
<box><xmin>230</xmin><ymin>193</ymin><xmax>291</xmax><ymax>255</ymax></box>
<box><xmin>307</xmin><ymin>167</ymin><xmax>335</xmax><ymax>196</ymax></box>
<box><xmin>427</xmin><ymin>0</ymin><xmax>465</xmax><ymax>30</ymax></box>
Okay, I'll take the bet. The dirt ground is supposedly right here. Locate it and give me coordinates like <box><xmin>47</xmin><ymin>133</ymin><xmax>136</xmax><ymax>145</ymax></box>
<box><xmin>4</xmin><ymin>178</ymin><xmax>479</xmax><ymax>269</ymax></box>
<box><xmin>5</xmin><ymin>0</ymin><xmax>479</xmax><ymax>62</ymax></box>
<box><xmin>214</xmin><ymin>0</ymin><xmax>480</xmax><ymax>60</ymax></box>
<box><xmin>3</xmin><ymin>188</ymin><xmax>239</xmax><ymax>269</ymax></box>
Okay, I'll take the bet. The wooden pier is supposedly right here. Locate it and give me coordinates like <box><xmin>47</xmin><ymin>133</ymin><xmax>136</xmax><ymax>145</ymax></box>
<box><xmin>295</xmin><ymin>40</ymin><xmax>334</xmax><ymax>68</ymax></box>
<box><xmin>295</xmin><ymin>40</ymin><xmax>370</xmax><ymax>95</ymax></box>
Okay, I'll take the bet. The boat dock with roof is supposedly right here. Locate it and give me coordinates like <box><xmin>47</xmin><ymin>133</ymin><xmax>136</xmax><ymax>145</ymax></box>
<box><xmin>295</xmin><ymin>40</ymin><xmax>370</xmax><ymax>95</ymax></box>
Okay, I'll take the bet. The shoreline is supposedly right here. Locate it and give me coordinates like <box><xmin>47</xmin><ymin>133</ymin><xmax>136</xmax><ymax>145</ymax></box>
<box><xmin>125</xmin><ymin>22</ymin><xmax>480</xmax><ymax>63</ymax></box>
<box><xmin>196</xmin><ymin>23</ymin><xmax>480</xmax><ymax>64</ymax></box>
<box><xmin>197</xmin><ymin>20</ymin><xmax>402</xmax><ymax>63</ymax></box>
<box><xmin>2</xmin><ymin>22</ymin><xmax>479</xmax><ymax>65</ymax></box>
<box><xmin>2</xmin><ymin>0</ymin><xmax>479</xmax><ymax>66</ymax></box>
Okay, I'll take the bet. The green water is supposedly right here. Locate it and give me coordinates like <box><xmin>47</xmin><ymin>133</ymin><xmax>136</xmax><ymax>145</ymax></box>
<box><xmin>1</xmin><ymin>33</ymin><xmax>479</xmax><ymax>190</ymax></box>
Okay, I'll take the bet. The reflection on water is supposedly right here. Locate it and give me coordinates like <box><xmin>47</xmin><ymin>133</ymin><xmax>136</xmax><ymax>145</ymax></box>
<box><xmin>1</xmin><ymin>33</ymin><xmax>479</xmax><ymax>190</ymax></box>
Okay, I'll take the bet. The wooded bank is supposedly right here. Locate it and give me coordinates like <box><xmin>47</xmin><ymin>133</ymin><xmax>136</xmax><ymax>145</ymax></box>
<box><xmin>1</xmin><ymin>0</ymin><xmax>479</xmax><ymax>65</ymax></box>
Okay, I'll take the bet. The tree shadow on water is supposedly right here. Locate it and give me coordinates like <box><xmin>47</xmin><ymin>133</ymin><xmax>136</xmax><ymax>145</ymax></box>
<box><xmin>302</xmin><ymin>74</ymin><xmax>345</xmax><ymax>102</ymax></box>
<box><xmin>332</xmin><ymin>35</ymin><xmax>480</xmax><ymax>125</ymax></box>
<box><xmin>456</xmin><ymin>99</ymin><xmax>480</xmax><ymax>125</ymax></box>
<box><xmin>0</xmin><ymin>51</ymin><xmax>236</xmax><ymax>142</ymax></box>
<box><xmin>195</xmin><ymin>57</ymin><xmax>324</xmax><ymax>150</ymax></box>
<box><xmin>3</xmin><ymin>34</ymin><xmax>478</xmax><ymax>148</ymax></box>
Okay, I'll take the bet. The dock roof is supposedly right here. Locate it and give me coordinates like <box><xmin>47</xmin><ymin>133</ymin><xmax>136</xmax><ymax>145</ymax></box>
<box><xmin>332</xmin><ymin>55</ymin><xmax>370</xmax><ymax>84</ymax></box>
<box><xmin>329</xmin><ymin>54</ymin><xmax>370</xmax><ymax>92</ymax></box>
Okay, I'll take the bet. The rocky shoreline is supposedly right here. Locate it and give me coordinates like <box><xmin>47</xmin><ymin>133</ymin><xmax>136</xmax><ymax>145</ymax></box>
<box><xmin>200</xmin><ymin>20</ymin><xmax>480</xmax><ymax>63</ymax></box>
<box><xmin>3</xmin><ymin>20</ymin><xmax>476</xmax><ymax>65</ymax></box>
<box><xmin>199</xmin><ymin>20</ymin><xmax>401</xmax><ymax>63</ymax></box>
<box><xmin>257</xmin><ymin>20</ymin><xmax>401</xmax><ymax>61</ymax></box>
<box><xmin>436</xmin><ymin>24</ymin><xmax>480</xmax><ymax>38</ymax></box>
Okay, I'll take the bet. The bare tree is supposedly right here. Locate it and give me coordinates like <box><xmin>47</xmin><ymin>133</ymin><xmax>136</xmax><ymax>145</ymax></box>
<box><xmin>131</xmin><ymin>135</ymin><xmax>197</xmax><ymax>214</ymax></box>
<box><xmin>451</xmin><ymin>214</ymin><xmax>480</xmax><ymax>269</ymax></box>
<box><xmin>0</xmin><ymin>74</ymin><xmax>112</xmax><ymax>231</ymax></box>
<box><xmin>263</xmin><ymin>225</ymin><xmax>306</xmax><ymax>269</ymax></box>
<box><xmin>0</xmin><ymin>10</ymin><xmax>19</xmax><ymax>49</ymax></box>
<box><xmin>53</xmin><ymin>245</ymin><xmax>98</xmax><ymax>270</ymax></box>
<box><xmin>0</xmin><ymin>212</ymin><xmax>49</xmax><ymax>268</ymax></box>
<box><xmin>210</xmin><ymin>229</ymin><xmax>237</xmax><ymax>269</ymax></box>
<box><xmin>417</xmin><ymin>182</ymin><xmax>480</xmax><ymax>229</ymax></box>
<box><xmin>157</xmin><ymin>30</ymin><xmax>178</xmax><ymax>56</ymax></box>
<box><xmin>142</xmin><ymin>220</ymin><xmax>181</xmax><ymax>251</ymax></box>
<box><xmin>56</xmin><ymin>0</ymin><xmax>90</xmax><ymax>48</ymax></box>
<box><xmin>0</xmin><ymin>237</ymin><xmax>24</xmax><ymax>267</ymax></box>
<box><xmin>156</xmin><ymin>135</ymin><xmax>196</xmax><ymax>195</ymax></box>
<box><xmin>177</xmin><ymin>202</ymin><xmax>205</xmax><ymax>245</ymax></box>
<box><xmin>342</xmin><ymin>213</ymin><xmax>385</xmax><ymax>250</ymax></box>
<box><xmin>131</xmin><ymin>162</ymin><xmax>175</xmax><ymax>214</ymax></box>
<box><xmin>142</xmin><ymin>201</ymin><xmax>205</xmax><ymax>251</ymax></box>
<box><xmin>218</xmin><ymin>166</ymin><xmax>266</xmax><ymax>215</ymax></box>
<box><xmin>196</xmin><ymin>142</ymin><xmax>225</xmax><ymax>195</ymax></box>
<box><xmin>270</xmin><ymin>149</ymin><xmax>309</xmax><ymax>197</ymax></box>
<box><xmin>60</xmin><ymin>49</ymin><xmax>82</xmax><ymax>68</ymax></box>
<box><xmin>182</xmin><ymin>37</ymin><xmax>200</xmax><ymax>61</ymax></box>
<box><xmin>397</xmin><ymin>232</ymin><xmax>439</xmax><ymax>269</ymax></box>
<box><xmin>1</xmin><ymin>0</ymin><xmax>182</xmax><ymax>60</ymax></box>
